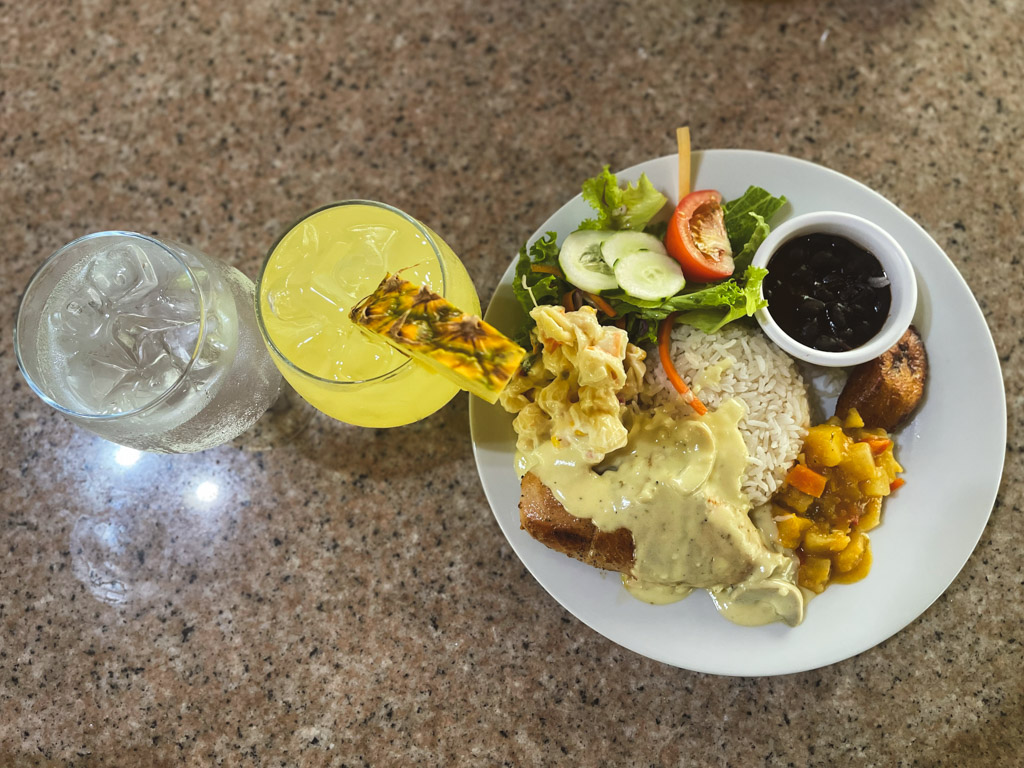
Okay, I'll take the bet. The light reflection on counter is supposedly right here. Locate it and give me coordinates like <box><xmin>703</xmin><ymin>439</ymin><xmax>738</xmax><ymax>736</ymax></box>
<box><xmin>65</xmin><ymin>440</ymin><xmax>245</xmax><ymax>607</ymax></box>
<box><xmin>195</xmin><ymin>480</ymin><xmax>220</xmax><ymax>503</ymax></box>
<box><xmin>113</xmin><ymin>446</ymin><xmax>142</xmax><ymax>467</ymax></box>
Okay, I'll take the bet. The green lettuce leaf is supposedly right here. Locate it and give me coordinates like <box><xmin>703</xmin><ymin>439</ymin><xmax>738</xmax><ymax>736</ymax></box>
<box><xmin>605</xmin><ymin>265</ymin><xmax>768</xmax><ymax>342</ymax></box>
<box><xmin>578</xmin><ymin>166</ymin><xmax>668</xmax><ymax>232</ymax></box>
<box><xmin>730</xmin><ymin>212</ymin><xmax>771</xmax><ymax>273</ymax></box>
<box><xmin>512</xmin><ymin>231</ymin><xmax>565</xmax><ymax>315</ymax></box>
<box><xmin>510</xmin><ymin>232</ymin><xmax>567</xmax><ymax>367</ymax></box>
<box><xmin>674</xmin><ymin>266</ymin><xmax>768</xmax><ymax>333</ymax></box>
<box><xmin>722</xmin><ymin>186</ymin><xmax>787</xmax><ymax>252</ymax></box>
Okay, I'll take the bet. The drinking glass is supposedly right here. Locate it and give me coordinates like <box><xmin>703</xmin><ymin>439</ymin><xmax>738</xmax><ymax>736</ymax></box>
<box><xmin>256</xmin><ymin>200</ymin><xmax>481</xmax><ymax>428</ymax></box>
<box><xmin>15</xmin><ymin>231</ymin><xmax>283</xmax><ymax>452</ymax></box>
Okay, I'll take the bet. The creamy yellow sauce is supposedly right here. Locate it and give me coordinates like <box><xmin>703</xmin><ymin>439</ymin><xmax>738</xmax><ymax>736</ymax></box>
<box><xmin>519</xmin><ymin>398</ymin><xmax>804</xmax><ymax>627</ymax></box>
<box><xmin>693</xmin><ymin>357</ymin><xmax>732</xmax><ymax>392</ymax></box>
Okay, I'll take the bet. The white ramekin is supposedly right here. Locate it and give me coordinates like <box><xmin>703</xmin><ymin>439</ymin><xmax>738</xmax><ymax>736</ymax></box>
<box><xmin>751</xmin><ymin>211</ymin><xmax>918</xmax><ymax>367</ymax></box>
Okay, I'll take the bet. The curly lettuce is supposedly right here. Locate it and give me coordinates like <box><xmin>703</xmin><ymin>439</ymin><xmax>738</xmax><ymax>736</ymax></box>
<box><xmin>512</xmin><ymin>232</ymin><xmax>565</xmax><ymax>313</ymax></box>
<box><xmin>578</xmin><ymin>166</ymin><xmax>668</xmax><ymax>232</ymax></box>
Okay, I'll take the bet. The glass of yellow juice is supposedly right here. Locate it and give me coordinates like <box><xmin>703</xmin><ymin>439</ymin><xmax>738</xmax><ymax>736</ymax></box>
<box><xmin>255</xmin><ymin>200</ymin><xmax>481</xmax><ymax>428</ymax></box>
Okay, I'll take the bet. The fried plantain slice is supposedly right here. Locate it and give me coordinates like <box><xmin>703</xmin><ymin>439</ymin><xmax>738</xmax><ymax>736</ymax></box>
<box><xmin>836</xmin><ymin>326</ymin><xmax>927</xmax><ymax>431</ymax></box>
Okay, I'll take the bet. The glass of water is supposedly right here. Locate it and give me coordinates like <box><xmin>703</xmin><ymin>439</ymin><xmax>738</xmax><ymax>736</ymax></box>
<box><xmin>14</xmin><ymin>231</ymin><xmax>283</xmax><ymax>453</ymax></box>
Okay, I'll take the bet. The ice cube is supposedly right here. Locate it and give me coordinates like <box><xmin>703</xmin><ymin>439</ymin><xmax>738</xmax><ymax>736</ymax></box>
<box><xmin>267</xmin><ymin>286</ymin><xmax>315</xmax><ymax>324</ymax></box>
<box><xmin>158</xmin><ymin>321</ymin><xmax>202</xmax><ymax>368</ymax></box>
<box><xmin>144</xmin><ymin>354</ymin><xmax>184</xmax><ymax>394</ymax></box>
<box><xmin>51</xmin><ymin>295</ymin><xmax>107</xmax><ymax>339</ymax></box>
<box><xmin>106</xmin><ymin>346</ymin><xmax>182</xmax><ymax>413</ymax></box>
<box><xmin>350</xmin><ymin>225</ymin><xmax>397</xmax><ymax>257</ymax></box>
<box><xmin>300</xmin><ymin>221</ymin><xmax>320</xmax><ymax>251</ymax></box>
<box><xmin>320</xmin><ymin>227</ymin><xmax>397</xmax><ymax>306</ymax></box>
<box><xmin>65</xmin><ymin>348</ymin><xmax>132</xmax><ymax>412</ymax></box>
<box><xmin>85</xmin><ymin>242</ymin><xmax>159</xmax><ymax>305</ymax></box>
<box><xmin>151</xmin><ymin>269</ymin><xmax>202</xmax><ymax>325</ymax></box>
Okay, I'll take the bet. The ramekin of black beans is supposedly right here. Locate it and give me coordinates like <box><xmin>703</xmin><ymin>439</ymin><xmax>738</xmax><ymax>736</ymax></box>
<box><xmin>751</xmin><ymin>212</ymin><xmax>917</xmax><ymax>367</ymax></box>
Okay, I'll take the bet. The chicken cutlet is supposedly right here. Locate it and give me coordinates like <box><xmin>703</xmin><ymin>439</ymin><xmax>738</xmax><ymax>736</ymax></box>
<box><xmin>519</xmin><ymin>471</ymin><xmax>635</xmax><ymax>573</ymax></box>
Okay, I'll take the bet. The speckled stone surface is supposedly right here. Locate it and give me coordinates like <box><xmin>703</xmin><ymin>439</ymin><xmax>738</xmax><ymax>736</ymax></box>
<box><xmin>2</xmin><ymin>0</ymin><xmax>1021</xmax><ymax>765</ymax></box>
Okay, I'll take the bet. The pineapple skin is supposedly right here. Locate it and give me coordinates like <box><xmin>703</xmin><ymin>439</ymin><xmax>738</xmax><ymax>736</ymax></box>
<box><xmin>349</xmin><ymin>274</ymin><xmax>526</xmax><ymax>404</ymax></box>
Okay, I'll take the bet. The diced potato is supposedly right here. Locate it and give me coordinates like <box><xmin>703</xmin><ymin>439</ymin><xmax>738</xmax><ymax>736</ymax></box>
<box><xmin>803</xmin><ymin>425</ymin><xmax>847</xmax><ymax>468</ymax></box>
<box><xmin>840</xmin><ymin>441</ymin><xmax>877</xmax><ymax>482</ymax></box>
<box><xmin>834</xmin><ymin>531</ymin><xmax>869</xmax><ymax>573</ymax></box>
<box><xmin>860</xmin><ymin>470</ymin><xmax>892</xmax><ymax>498</ymax></box>
<box><xmin>877</xmin><ymin>448</ymin><xmax>902</xmax><ymax>480</ymax></box>
<box><xmin>799</xmin><ymin>557</ymin><xmax>832</xmax><ymax>593</ymax></box>
<box><xmin>776</xmin><ymin>484</ymin><xmax>815</xmax><ymax>514</ymax></box>
<box><xmin>843</xmin><ymin>408</ymin><xmax>865</xmax><ymax>429</ymax></box>
<box><xmin>803</xmin><ymin>527</ymin><xmax>851</xmax><ymax>554</ymax></box>
<box><xmin>775</xmin><ymin>512</ymin><xmax>814</xmax><ymax>550</ymax></box>
<box><xmin>834</xmin><ymin>542</ymin><xmax>873</xmax><ymax>583</ymax></box>
<box><xmin>859</xmin><ymin>498</ymin><xmax>882</xmax><ymax>531</ymax></box>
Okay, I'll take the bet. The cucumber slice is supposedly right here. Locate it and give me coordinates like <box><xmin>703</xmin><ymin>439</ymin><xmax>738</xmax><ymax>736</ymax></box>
<box><xmin>613</xmin><ymin>250</ymin><xmax>686</xmax><ymax>301</ymax></box>
<box><xmin>558</xmin><ymin>230</ymin><xmax>619</xmax><ymax>294</ymax></box>
<box><xmin>601</xmin><ymin>231</ymin><xmax>667</xmax><ymax>267</ymax></box>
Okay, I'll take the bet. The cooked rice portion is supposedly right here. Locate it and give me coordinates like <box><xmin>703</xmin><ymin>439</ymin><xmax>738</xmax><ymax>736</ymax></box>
<box><xmin>642</xmin><ymin>322</ymin><xmax>810</xmax><ymax>506</ymax></box>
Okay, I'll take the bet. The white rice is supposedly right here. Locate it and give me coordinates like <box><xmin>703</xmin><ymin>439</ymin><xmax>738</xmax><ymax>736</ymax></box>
<box><xmin>641</xmin><ymin>322</ymin><xmax>811</xmax><ymax>506</ymax></box>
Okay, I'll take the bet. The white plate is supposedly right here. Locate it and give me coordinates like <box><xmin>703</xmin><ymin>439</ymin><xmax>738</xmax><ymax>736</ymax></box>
<box><xmin>469</xmin><ymin>150</ymin><xmax>1006</xmax><ymax>676</ymax></box>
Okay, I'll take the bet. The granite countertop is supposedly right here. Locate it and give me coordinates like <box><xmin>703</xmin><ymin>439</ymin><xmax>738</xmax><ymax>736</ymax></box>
<box><xmin>2</xmin><ymin>1</ymin><xmax>1021</xmax><ymax>765</ymax></box>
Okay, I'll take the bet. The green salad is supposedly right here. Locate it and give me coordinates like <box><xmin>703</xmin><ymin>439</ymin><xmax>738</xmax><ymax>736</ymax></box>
<box><xmin>512</xmin><ymin>166</ymin><xmax>787</xmax><ymax>349</ymax></box>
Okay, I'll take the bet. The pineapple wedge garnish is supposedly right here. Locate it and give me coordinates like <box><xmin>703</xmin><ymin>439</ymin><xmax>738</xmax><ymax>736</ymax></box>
<box><xmin>348</xmin><ymin>273</ymin><xmax>526</xmax><ymax>404</ymax></box>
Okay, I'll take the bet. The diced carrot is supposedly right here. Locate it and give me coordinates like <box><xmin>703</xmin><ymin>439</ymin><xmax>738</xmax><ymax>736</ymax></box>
<box><xmin>862</xmin><ymin>437</ymin><xmax>892</xmax><ymax>455</ymax></box>
<box><xmin>531</xmin><ymin>264</ymin><xmax>564</xmax><ymax>277</ymax></box>
<box><xmin>583</xmin><ymin>291</ymin><xmax>617</xmax><ymax>318</ymax></box>
<box><xmin>889</xmin><ymin>478</ymin><xmax>906</xmax><ymax>492</ymax></box>
<box><xmin>786</xmin><ymin>464</ymin><xmax>828</xmax><ymax>498</ymax></box>
<box><xmin>657</xmin><ymin>314</ymin><xmax>707</xmax><ymax>416</ymax></box>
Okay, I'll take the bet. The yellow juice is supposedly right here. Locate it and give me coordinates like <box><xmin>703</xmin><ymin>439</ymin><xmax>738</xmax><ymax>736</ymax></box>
<box><xmin>256</xmin><ymin>201</ymin><xmax>481</xmax><ymax>427</ymax></box>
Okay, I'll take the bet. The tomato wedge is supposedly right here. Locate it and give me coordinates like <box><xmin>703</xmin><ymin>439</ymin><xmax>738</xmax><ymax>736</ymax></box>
<box><xmin>664</xmin><ymin>189</ymin><xmax>734</xmax><ymax>282</ymax></box>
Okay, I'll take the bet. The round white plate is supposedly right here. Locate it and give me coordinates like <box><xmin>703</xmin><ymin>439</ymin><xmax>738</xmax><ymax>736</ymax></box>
<box><xmin>469</xmin><ymin>150</ymin><xmax>1006</xmax><ymax>676</ymax></box>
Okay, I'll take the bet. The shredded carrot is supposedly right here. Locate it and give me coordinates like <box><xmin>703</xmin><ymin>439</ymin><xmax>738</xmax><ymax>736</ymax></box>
<box><xmin>531</xmin><ymin>264</ymin><xmax>564</xmax><ymax>277</ymax></box>
<box><xmin>862</xmin><ymin>437</ymin><xmax>892</xmax><ymax>455</ymax></box>
<box><xmin>786</xmin><ymin>464</ymin><xmax>828</xmax><ymax>498</ymax></box>
<box><xmin>676</xmin><ymin>126</ymin><xmax>691</xmax><ymax>200</ymax></box>
<box><xmin>583</xmin><ymin>291</ymin><xmax>617</xmax><ymax>318</ymax></box>
<box><xmin>890</xmin><ymin>478</ymin><xmax>906</xmax><ymax>492</ymax></box>
<box><xmin>657</xmin><ymin>314</ymin><xmax>707</xmax><ymax>416</ymax></box>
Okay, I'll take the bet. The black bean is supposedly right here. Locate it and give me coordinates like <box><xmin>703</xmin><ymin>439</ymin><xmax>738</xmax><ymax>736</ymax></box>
<box><xmin>815</xmin><ymin>334</ymin><xmax>845</xmax><ymax>352</ymax></box>
<box><xmin>821</xmin><ymin>272</ymin><xmax>842</xmax><ymax>286</ymax></box>
<box><xmin>812</xmin><ymin>286</ymin><xmax>835</xmax><ymax>302</ymax></box>
<box><xmin>800</xmin><ymin>297</ymin><xmax>825</xmax><ymax>315</ymax></box>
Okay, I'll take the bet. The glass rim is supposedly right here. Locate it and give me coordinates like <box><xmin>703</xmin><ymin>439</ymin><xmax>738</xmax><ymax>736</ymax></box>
<box><xmin>255</xmin><ymin>199</ymin><xmax>449</xmax><ymax>388</ymax></box>
<box><xmin>14</xmin><ymin>230</ymin><xmax>211</xmax><ymax>422</ymax></box>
